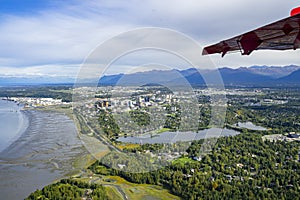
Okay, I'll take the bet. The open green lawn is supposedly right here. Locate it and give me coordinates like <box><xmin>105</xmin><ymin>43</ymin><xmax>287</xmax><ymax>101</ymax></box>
<box><xmin>106</xmin><ymin>176</ymin><xmax>181</xmax><ymax>200</ymax></box>
<box><xmin>156</xmin><ymin>128</ymin><xmax>172</xmax><ymax>133</ymax></box>
<box><xmin>76</xmin><ymin>175</ymin><xmax>181</xmax><ymax>200</ymax></box>
<box><xmin>171</xmin><ymin>157</ymin><xmax>196</xmax><ymax>166</ymax></box>
<box><xmin>104</xmin><ymin>185</ymin><xmax>123</xmax><ymax>200</ymax></box>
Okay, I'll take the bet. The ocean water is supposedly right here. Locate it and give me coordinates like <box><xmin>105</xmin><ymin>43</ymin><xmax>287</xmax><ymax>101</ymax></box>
<box><xmin>0</xmin><ymin>101</ymin><xmax>87</xmax><ymax>200</ymax></box>
<box><xmin>0</xmin><ymin>99</ymin><xmax>28</xmax><ymax>152</ymax></box>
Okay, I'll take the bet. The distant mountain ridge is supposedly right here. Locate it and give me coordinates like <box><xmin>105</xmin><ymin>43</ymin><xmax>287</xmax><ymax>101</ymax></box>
<box><xmin>277</xmin><ymin>69</ymin><xmax>300</xmax><ymax>83</ymax></box>
<box><xmin>98</xmin><ymin>65</ymin><xmax>300</xmax><ymax>86</ymax></box>
<box><xmin>240</xmin><ymin>65</ymin><xmax>300</xmax><ymax>78</ymax></box>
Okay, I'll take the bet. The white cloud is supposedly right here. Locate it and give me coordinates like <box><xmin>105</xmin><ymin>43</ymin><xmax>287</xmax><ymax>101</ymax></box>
<box><xmin>0</xmin><ymin>0</ymin><xmax>299</xmax><ymax>78</ymax></box>
<box><xmin>0</xmin><ymin>2</ymin><xmax>134</xmax><ymax>67</ymax></box>
<box><xmin>0</xmin><ymin>64</ymin><xmax>80</xmax><ymax>77</ymax></box>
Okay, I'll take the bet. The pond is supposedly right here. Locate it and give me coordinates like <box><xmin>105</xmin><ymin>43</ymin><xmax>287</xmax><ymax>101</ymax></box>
<box><xmin>236</xmin><ymin>122</ymin><xmax>267</xmax><ymax>131</ymax></box>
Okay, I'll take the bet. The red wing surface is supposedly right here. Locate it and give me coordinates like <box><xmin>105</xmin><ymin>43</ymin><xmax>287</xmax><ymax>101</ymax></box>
<box><xmin>203</xmin><ymin>13</ymin><xmax>300</xmax><ymax>57</ymax></box>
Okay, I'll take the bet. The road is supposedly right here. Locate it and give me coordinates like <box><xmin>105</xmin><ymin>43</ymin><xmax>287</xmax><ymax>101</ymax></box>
<box><xmin>75</xmin><ymin>111</ymin><xmax>129</xmax><ymax>199</ymax></box>
<box><xmin>90</xmin><ymin>177</ymin><xmax>129</xmax><ymax>200</ymax></box>
<box><xmin>75</xmin><ymin>111</ymin><xmax>121</xmax><ymax>152</ymax></box>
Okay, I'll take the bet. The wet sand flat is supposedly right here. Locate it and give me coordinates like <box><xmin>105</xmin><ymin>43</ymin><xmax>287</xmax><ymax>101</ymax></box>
<box><xmin>0</xmin><ymin>110</ymin><xmax>87</xmax><ymax>200</ymax></box>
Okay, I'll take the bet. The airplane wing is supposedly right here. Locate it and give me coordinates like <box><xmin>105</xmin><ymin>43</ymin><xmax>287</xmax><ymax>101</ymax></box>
<box><xmin>203</xmin><ymin>8</ymin><xmax>300</xmax><ymax>57</ymax></box>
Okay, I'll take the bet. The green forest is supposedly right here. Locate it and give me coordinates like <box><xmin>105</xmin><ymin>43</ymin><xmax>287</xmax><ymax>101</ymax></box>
<box><xmin>25</xmin><ymin>179</ymin><xmax>109</xmax><ymax>200</ymax></box>
<box><xmin>90</xmin><ymin>133</ymin><xmax>300</xmax><ymax>200</ymax></box>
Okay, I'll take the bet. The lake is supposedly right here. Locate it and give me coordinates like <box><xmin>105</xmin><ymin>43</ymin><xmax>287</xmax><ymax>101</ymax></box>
<box><xmin>117</xmin><ymin>128</ymin><xmax>240</xmax><ymax>144</ymax></box>
<box><xmin>237</xmin><ymin>122</ymin><xmax>267</xmax><ymax>131</ymax></box>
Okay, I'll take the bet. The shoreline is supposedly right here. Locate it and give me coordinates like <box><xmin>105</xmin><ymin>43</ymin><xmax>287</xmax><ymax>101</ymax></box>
<box><xmin>0</xmin><ymin>105</ymin><xmax>90</xmax><ymax>200</ymax></box>
<box><xmin>0</xmin><ymin>100</ymin><xmax>29</xmax><ymax>153</ymax></box>
<box><xmin>1</xmin><ymin>109</ymin><xmax>30</xmax><ymax>153</ymax></box>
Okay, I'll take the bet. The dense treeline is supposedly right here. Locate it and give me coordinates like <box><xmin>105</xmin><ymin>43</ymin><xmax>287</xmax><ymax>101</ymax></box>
<box><xmin>164</xmin><ymin>103</ymin><xmax>181</xmax><ymax>131</ymax></box>
<box><xmin>26</xmin><ymin>179</ymin><xmax>109</xmax><ymax>200</ymax></box>
<box><xmin>225</xmin><ymin>105</ymin><xmax>300</xmax><ymax>133</ymax></box>
<box><xmin>91</xmin><ymin>133</ymin><xmax>300</xmax><ymax>199</ymax></box>
<box><xmin>251</xmin><ymin>106</ymin><xmax>300</xmax><ymax>132</ymax></box>
<box><xmin>129</xmin><ymin>109</ymin><xmax>150</xmax><ymax>126</ymax></box>
<box><xmin>225</xmin><ymin>88</ymin><xmax>300</xmax><ymax>133</ymax></box>
<box><xmin>98</xmin><ymin>109</ymin><xmax>120</xmax><ymax>139</ymax></box>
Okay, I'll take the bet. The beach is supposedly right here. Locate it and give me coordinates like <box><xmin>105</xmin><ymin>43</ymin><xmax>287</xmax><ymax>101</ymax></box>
<box><xmin>0</xmin><ymin>100</ymin><xmax>88</xmax><ymax>199</ymax></box>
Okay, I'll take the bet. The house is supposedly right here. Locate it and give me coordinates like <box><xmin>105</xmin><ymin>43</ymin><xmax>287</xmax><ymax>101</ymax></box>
<box><xmin>117</xmin><ymin>164</ymin><xmax>126</xmax><ymax>169</ymax></box>
<box><xmin>287</xmin><ymin>133</ymin><xmax>300</xmax><ymax>139</ymax></box>
<box><xmin>236</xmin><ymin>163</ymin><xmax>244</xmax><ymax>168</ymax></box>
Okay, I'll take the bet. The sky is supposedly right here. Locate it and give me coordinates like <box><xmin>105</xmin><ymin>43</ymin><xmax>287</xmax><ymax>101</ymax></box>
<box><xmin>0</xmin><ymin>0</ymin><xmax>299</xmax><ymax>79</ymax></box>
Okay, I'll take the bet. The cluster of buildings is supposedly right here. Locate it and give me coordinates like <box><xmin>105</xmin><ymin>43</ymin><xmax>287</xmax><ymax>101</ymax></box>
<box><xmin>6</xmin><ymin>97</ymin><xmax>68</xmax><ymax>107</ymax></box>
<box><xmin>94</xmin><ymin>92</ymin><xmax>180</xmax><ymax>113</ymax></box>
<box><xmin>76</xmin><ymin>87</ymin><xmax>193</xmax><ymax>136</ymax></box>
<box><xmin>262</xmin><ymin>132</ymin><xmax>300</xmax><ymax>142</ymax></box>
<box><xmin>77</xmin><ymin>86</ymin><xmax>181</xmax><ymax>124</ymax></box>
<box><xmin>75</xmin><ymin>86</ymin><xmax>225</xmax><ymax>133</ymax></box>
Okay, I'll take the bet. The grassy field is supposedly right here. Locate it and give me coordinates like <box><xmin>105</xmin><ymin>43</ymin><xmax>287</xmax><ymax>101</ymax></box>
<box><xmin>75</xmin><ymin>175</ymin><xmax>181</xmax><ymax>200</ymax></box>
<box><xmin>172</xmin><ymin>157</ymin><xmax>196</xmax><ymax>166</ymax></box>
<box><xmin>105</xmin><ymin>185</ymin><xmax>124</xmax><ymax>200</ymax></box>
<box><xmin>116</xmin><ymin>143</ymin><xmax>141</xmax><ymax>150</ymax></box>
<box><xmin>103</xmin><ymin>176</ymin><xmax>181</xmax><ymax>200</ymax></box>
<box><xmin>157</xmin><ymin>128</ymin><xmax>172</xmax><ymax>133</ymax></box>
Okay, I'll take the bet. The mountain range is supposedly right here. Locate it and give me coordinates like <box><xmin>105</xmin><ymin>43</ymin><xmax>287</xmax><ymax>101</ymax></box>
<box><xmin>1</xmin><ymin>65</ymin><xmax>299</xmax><ymax>87</ymax></box>
<box><xmin>98</xmin><ymin>65</ymin><xmax>300</xmax><ymax>87</ymax></box>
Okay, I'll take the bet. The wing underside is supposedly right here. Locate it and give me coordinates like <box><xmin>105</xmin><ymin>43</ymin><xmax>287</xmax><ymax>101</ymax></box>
<box><xmin>203</xmin><ymin>13</ymin><xmax>300</xmax><ymax>57</ymax></box>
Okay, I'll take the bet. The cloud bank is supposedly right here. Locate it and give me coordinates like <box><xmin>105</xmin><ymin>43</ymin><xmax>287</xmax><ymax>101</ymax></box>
<box><xmin>0</xmin><ymin>0</ymin><xmax>299</xmax><ymax>78</ymax></box>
